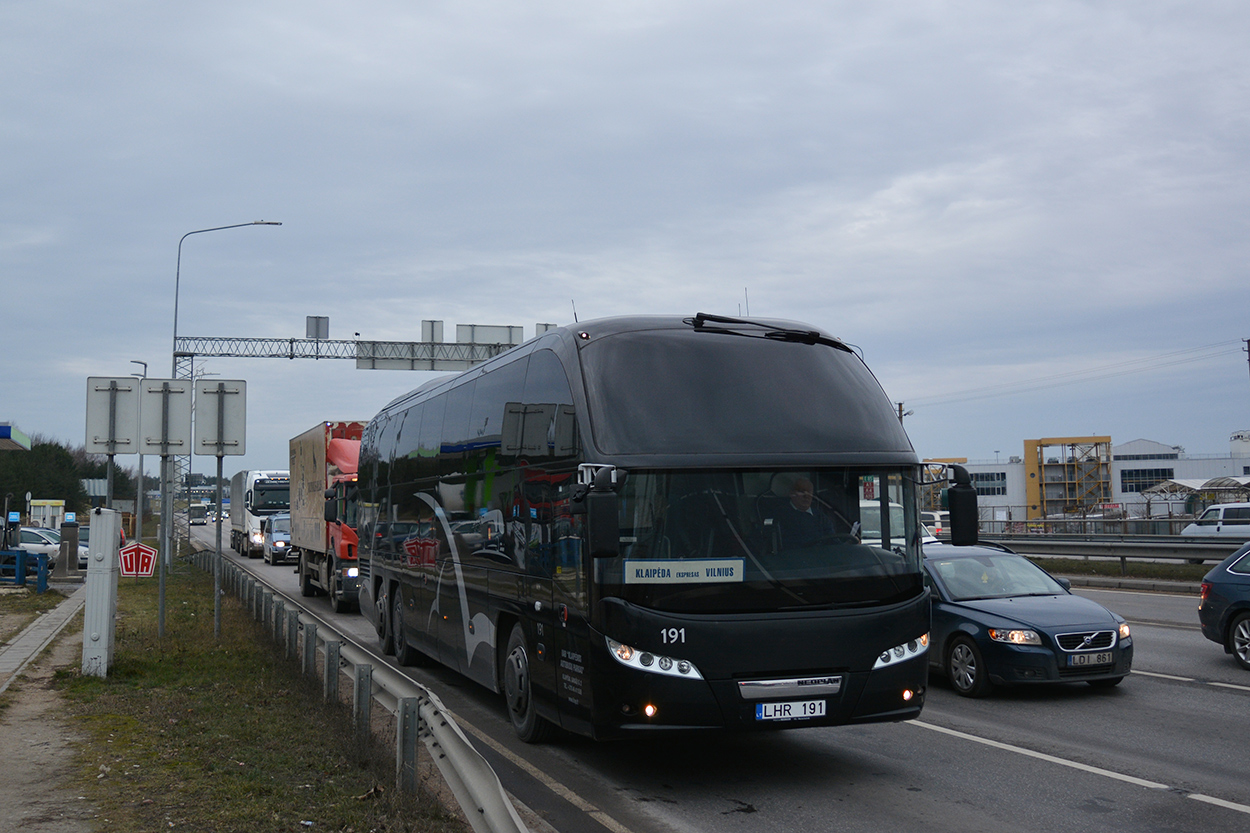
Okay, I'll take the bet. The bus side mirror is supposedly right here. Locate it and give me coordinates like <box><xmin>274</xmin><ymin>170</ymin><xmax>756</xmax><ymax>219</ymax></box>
<box><xmin>587</xmin><ymin>467</ymin><xmax>619</xmax><ymax>559</ymax></box>
<box><xmin>947</xmin><ymin>465</ymin><xmax>979</xmax><ymax>546</ymax></box>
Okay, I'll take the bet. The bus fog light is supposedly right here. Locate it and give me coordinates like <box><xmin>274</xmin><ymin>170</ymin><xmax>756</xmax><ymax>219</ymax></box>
<box><xmin>639</xmin><ymin>652</ymin><xmax>654</xmax><ymax>666</ymax></box>
<box><xmin>643</xmin><ymin>704</ymin><xmax>657</xmax><ymax>718</ymax></box>
<box><xmin>902</xmin><ymin>689</ymin><xmax>914</xmax><ymax>701</ymax></box>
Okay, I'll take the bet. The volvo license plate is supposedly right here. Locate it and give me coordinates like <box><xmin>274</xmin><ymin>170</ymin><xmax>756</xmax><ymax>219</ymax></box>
<box><xmin>1068</xmin><ymin>651</ymin><xmax>1113</xmax><ymax>667</ymax></box>
<box><xmin>756</xmin><ymin>700</ymin><xmax>827</xmax><ymax>721</ymax></box>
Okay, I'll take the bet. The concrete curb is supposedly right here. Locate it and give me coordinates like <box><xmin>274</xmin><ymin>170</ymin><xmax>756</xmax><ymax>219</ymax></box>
<box><xmin>1058</xmin><ymin>574</ymin><xmax>1201</xmax><ymax>594</ymax></box>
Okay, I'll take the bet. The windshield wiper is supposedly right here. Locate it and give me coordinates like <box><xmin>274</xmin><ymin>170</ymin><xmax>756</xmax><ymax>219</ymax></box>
<box><xmin>687</xmin><ymin>312</ymin><xmax>852</xmax><ymax>353</ymax></box>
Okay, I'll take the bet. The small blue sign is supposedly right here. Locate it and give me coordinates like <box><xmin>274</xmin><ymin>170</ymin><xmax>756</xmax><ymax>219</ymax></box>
<box><xmin>7</xmin><ymin>511</ymin><xmax>18</xmax><ymax>524</ymax></box>
<box><xmin>65</xmin><ymin>512</ymin><xmax>76</xmax><ymax>523</ymax></box>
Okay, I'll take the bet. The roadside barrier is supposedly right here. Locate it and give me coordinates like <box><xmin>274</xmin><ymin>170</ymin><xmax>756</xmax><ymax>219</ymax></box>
<box><xmin>0</xmin><ymin>550</ymin><xmax>49</xmax><ymax>592</ymax></box>
<box><xmin>191</xmin><ymin>550</ymin><xmax>528</xmax><ymax>833</ymax></box>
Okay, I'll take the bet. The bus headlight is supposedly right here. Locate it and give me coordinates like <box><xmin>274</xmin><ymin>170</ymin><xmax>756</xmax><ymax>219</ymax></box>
<box><xmin>873</xmin><ymin>633</ymin><xmax>929</xmax><ymax>669</ymax></box>
<box><xmin>606</xmin><ymin>637</ymin><xmax>704</xmax><ymax>680</ymax></box>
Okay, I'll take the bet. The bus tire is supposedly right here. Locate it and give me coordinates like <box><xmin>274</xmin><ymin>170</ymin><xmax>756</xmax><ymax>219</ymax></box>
<box><xmin>503</xmin><ymin>623</ymin><xmax>554</xmax><ymax>743</ymax></box>
<box><xmin>378</xmin><ymin>584</ymin><xmax>395</xmax><ymax>656</ymax></box>
<box><xmin>393</xmin><ymin>589</ymin><xmax>419</xmax><ymax>666</ymax></box>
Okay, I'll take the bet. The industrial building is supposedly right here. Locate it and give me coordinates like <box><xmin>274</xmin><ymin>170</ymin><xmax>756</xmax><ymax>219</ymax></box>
<box><xmin>929</xmin><ymin>431</ymin><xmax>1250</xmax><ymax>525</ymax></box>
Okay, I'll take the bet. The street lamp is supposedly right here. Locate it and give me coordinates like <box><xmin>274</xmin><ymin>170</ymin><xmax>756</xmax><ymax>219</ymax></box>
<box><xmin>131</xmin><ymin>360</ymin><xmax>147</xmax><ymax>544</ymax></box>
<box><xmin>172</xmin><ymin>220</ymin><xmax>282</xmax><ymax>375</ymax></box>
<box><xmin>162</xmin><ymin>221</ymin><xmax>281</xmax><ymax>633</ymax></box>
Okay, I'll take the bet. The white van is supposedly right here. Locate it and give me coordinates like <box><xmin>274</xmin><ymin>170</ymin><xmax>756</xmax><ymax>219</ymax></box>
<box><xmin>1181</xmin><ymin>503</ymin><xmax>1250</xmax><ymax>540</ymax></box>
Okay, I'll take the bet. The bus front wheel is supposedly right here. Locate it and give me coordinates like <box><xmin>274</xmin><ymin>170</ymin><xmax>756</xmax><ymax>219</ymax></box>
<box><xmin>503</xmin><ymin>624</ymin><xmax>553</xmax><ymax>743</ymax></box>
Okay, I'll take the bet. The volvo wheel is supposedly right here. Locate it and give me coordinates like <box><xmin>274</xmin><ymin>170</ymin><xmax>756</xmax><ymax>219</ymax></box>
<box><xmin>1229</xmin><ymin>612</ymin><xmax>1250</xmax><ymax>671</ymax></box>
<box><xmin>947</xmin><ymin>636</ymin><xmax>991</xmax><ymax>697</ymax></box>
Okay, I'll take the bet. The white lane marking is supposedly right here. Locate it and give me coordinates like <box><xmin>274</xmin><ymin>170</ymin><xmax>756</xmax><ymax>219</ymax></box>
<box><xmin>1132</xmin><ymin>670</ymin><xmax>1194</xmax><ymax>682</ymax></box>
<box><xmin>454</xmin><ymin>718</ymin><xmax>636</xmax><ymax>833</ymax></box>
<box><xmin>911</xmin><ymin>721</ymin><xmax>1250</xmax><ymax>816</ymax></box>
<box><xmin>1189</xmin><ymin>794</ymin><xmax>1250</xmax><ymax>815</ymax></box>
<box><xmin>1131</xmin><ymin>669</ymin><xmax>1250</xmax><ymax>693</ymax></box>
<box><xmin>909</xmin><ymin>720</ymin><xmax>1169</xmax><ymax>789</ymax></box>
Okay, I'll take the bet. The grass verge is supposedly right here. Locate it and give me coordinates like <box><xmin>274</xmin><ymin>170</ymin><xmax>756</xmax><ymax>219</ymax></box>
<box><xmin>0</xmin><ymin>586</ymin><xmax>68</xmax><ymax>644</ymax></box>
<box><xmin>54</xmin><ymin>565</ymin><xmax>465</xmax><ymax>833</ymax></box>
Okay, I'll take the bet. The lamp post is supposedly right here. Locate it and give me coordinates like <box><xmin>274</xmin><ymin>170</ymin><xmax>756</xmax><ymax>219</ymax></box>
<box><xmin>131</xmin><ymin>360</ymin><xmax>147</xmax><ymax>544</ymax></box>
<box><xmin>173</xmin><ymin>221</ymin><xmax>282</xmax><ymax>375</ymax></box>
<box><xmin>163</xmin><ymin>221</ymin><xmax>281</xmax><ymax>625</ymax></box>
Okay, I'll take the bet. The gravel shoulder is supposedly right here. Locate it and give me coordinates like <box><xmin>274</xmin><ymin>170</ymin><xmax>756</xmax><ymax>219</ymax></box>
<box><xmin>0</xmin><ymin>632</ymin><xmax>95</xmax><ymax>833</ymax></box>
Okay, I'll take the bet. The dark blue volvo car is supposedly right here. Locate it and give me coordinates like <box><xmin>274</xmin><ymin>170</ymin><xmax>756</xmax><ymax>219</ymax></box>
<box><xmin>924</xmin><ymin>542</ymin><xmax>1133</xmax><ymax>697</ymax></box>
<box><xmin>1199</xmin><ymin>541</ymin><xmax>1250</xmax><ymax>671</ymax></box>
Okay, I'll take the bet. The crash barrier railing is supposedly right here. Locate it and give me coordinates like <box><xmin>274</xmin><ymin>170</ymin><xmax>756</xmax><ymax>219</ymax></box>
<box><xmin>0</xmin><ymin>550</ymin><xmax>49</xmax><ymax>591</ymax></box>
<box><xmin>189</xmin><ymin>550</ymin><xmax>528</xmax><ymax>833</ymax></box>
<box><xmin>977</xmin><ymin>534</ymin><xmax>1241</xmax><ymax>572</ymax></box>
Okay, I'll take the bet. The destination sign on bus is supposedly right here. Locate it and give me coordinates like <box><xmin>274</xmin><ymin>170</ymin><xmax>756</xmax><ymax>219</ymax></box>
<box><xmin>623</xmin><ymin>559</ymin><xmax>745</xmax><ymax>584</ymax></box>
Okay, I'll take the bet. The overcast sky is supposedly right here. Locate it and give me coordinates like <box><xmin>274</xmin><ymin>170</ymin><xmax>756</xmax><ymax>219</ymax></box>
<box><xmin>3</xmin><ymin>1</ymin><xmax>1248</xmax><ymax>480</ymax></box>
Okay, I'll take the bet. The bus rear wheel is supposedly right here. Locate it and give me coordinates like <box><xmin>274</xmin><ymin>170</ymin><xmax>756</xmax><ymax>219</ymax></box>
<box><xmin>378</xmin><ymin>585</ymin><xmax>395</xmax><ymax>656</ymax></box>
<box><xmin>503</xmin><ymin>624</ymin><xmax>553</xmax><ymax>743</ymax></box>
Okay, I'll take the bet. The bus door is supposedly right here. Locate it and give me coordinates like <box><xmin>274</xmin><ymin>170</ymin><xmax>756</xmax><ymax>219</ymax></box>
<box><xmin>544</xmin><ymin>476</ymin><xmax>592</xmax><ymax>730</ymax></box>
<box><xmin>518</xmin><ymin>470</ymin><xmax>555</xmax><ymax>708</ymax></box>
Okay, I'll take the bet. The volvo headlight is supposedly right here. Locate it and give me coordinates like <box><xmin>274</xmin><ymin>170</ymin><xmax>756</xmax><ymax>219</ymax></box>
<box><xmin>1118</xmin><ymin>622</ymin><xmax>1131</xmax><ymax>639</ymax></box>
<box><xmin>988</xmin><ymin>628</ymin><xmax>1041</xmax><ymax>645</ymax></box>
<box><xmin>873</xmin><ymin>633</ymin><xmax>929</xmax><ymax>669</ymax></box>
<box><xmin>606</xmin><ymin>637</ymin><xmax>703</xmax><ymax>680</ymax></box>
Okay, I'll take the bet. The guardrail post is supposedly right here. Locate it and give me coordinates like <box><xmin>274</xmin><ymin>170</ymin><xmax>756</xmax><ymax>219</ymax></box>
<box><xmin>273</xmin><ymin>598</ymin><xmax>285</xmax><ymax>642</ymax></box>
<box><xmin>263</xmin><ymin>591</ymin><xmax>272</xmax><ymax>628</ymax></box>
<box><xmin>324</xmin><ymin>640</ymin><xmax>341</xmax><ymax>703</ymax></box>
<box><xmin>287</xmin><ymin>609</ymin><xmax>299</xmax><ymax>659</ymax></box>
<box><xmin>354</xmin><ymin>664</ymin><xmax>373</xmax><ymax>742</ymax></box>
<box><xmin>303</xmin><ymin>621</ymin><xmax>318</xmax><ymax>677</ymax></box>
<box><xmin>396</xmin><ymin>696</ymin><xmax>419</xmax><ymax>794</ymax></box>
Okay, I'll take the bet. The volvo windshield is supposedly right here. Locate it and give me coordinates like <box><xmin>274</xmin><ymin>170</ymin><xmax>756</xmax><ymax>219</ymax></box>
<box><xmin>600</xmin><ymin>468</ymin><xmax>922</xmax><ymax>613</ymax></box>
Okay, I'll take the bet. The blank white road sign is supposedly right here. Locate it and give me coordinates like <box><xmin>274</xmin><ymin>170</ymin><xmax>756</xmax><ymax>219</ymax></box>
<box><xmin>193</xmin><ymin>379</ymin><xmax>247</xmax><ymax>456</ymax></box>
<box><xmin>138</xmin><ymin>378</ymin><xmax>192</xmax><ymax>456</ymax></box>
<box><xmin>85</xmin><ymin>377</ymin><xmax>141</xmax><ymax>455</ymax></box>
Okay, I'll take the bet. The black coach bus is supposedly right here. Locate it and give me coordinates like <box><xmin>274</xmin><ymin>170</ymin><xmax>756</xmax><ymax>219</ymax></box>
<box><xmin>357</xmin><ymin>313</ymin><xmax>976</xmax><ymax>741</ymax></box>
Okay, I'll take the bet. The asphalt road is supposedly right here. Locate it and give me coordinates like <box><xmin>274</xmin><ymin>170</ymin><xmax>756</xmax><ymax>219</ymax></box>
<box><xmin>193</xmin><ymin>525</ymin><xmax>1249</xmax><ymax>833</ymax></box>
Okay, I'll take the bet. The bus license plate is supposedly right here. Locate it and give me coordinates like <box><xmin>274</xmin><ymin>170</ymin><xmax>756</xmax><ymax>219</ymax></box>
<box><xmin>1068</xmin><ymin>651</ymin><xmax>1112</xmax><ymax>667</ymax></box>
<box><xmin>756</xmin><ymin>700</ymin><xmax>826</xmax><ymax>721</ymax></box>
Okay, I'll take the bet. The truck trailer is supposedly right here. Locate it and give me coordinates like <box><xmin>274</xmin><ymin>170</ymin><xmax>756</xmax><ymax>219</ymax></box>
<box><xmin>229</xmin><ymin>470</ymin><xmax>290</xmax><ymax>558</ymax></box>
<box><xmin>290</xmin><ymin>421</ymin><xmax>364</xmax><ymax>613</ymax></box>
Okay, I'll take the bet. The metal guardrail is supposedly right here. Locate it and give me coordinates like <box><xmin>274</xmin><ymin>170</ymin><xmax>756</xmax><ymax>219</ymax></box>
<box><xmin>977</xmin><ymin>534</ymin><xmax>1243</xmax><ymax>562</ymax></box>
<box><xmin>192</xmin><ymin>551</ymin><xmax>528</xmax><ymax>833</ymax></box>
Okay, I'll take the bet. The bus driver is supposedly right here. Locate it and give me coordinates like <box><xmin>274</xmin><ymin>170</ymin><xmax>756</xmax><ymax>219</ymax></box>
<box><xmin>775</xmin><ymin>476</ymin><xmax>839</xmax><ymax>549</ymax></box>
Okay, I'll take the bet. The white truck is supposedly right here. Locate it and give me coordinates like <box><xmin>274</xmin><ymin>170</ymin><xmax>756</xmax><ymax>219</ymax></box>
<box><xmin>229</xmin><ymin>470</ymin><xmax>290</xmax><ymax>558</ymax></box>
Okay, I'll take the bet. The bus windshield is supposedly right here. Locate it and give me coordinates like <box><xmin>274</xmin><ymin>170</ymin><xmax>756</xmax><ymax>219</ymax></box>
<box><xmin>603</xmin><ymin>468</ymin><xmax>922</xmax><ymax>613</ymax></box>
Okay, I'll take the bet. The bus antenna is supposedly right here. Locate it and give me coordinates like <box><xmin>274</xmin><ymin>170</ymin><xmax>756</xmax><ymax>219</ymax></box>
<box><xmin>571</xmin><ymin>300</ymin><xmax>579</xmax><ymax>322</ymax></box>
